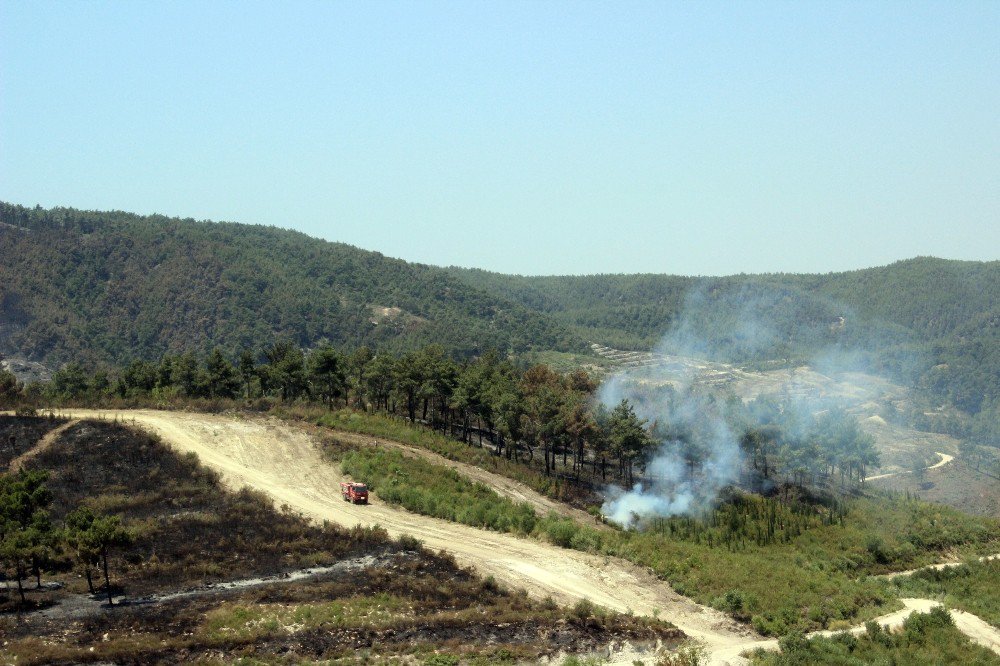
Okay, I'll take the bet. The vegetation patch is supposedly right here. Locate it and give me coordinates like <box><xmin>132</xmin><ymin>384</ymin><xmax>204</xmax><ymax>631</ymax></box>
<box><xmin>303</xmin><ymin>406</ymin><xmax>587</xmax><ymax>504</ymax></box>
<box><xmin>891</xmin><ymin>559</ymin><xmax>1000</xmax><ymax>627</ymax></box>
<box><xmin>750</xmin><ymin>606</ymin><xmax>1000</xmax><ymax>665</ymax></box>
<box><xmin>308</xmin><ymin>412</ymin><xmax>999</xmax><ymax>636</ymax></box>
<box><xmin>321</xmin><ymin>420</ymin><xmax>999</xmax><ymax>637</ymax></box>
<box><xmin>339</xmin><ymin>446</ymin><xmax>538</xmax><ymax>534</ymax></box>
<box><xmin>534</xmin><ymin>492</ymin><xmax>998</xmax><ymax>635</ymax></box>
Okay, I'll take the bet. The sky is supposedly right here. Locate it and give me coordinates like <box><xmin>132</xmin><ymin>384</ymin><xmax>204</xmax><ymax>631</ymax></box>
<box><xmin>1</xmin><ymin>1</ymin><xmax>997</xmax><ymax>277</ymax></box>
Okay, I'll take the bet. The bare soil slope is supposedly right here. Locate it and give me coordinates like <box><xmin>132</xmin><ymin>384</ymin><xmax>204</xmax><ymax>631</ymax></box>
<box><xmin>56</xmin><ymin>409</ymin><xmax>753</xmax><ymax>656</ymax></box>
<box><xmin>55</xmin><ymin>409</ymin><xmax>1000</xmax><ymax>665</ymax></box>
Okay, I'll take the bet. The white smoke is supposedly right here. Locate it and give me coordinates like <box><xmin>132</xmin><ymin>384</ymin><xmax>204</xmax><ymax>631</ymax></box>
<box><xmin>596</xmin><ymin>278</ymin><xmax>921</xmax><ymax>528</ymax></box>
<box><xmin>599</xmin><ymin>377</ymin><xmax>745</xmax><ymax>527</ymax></box>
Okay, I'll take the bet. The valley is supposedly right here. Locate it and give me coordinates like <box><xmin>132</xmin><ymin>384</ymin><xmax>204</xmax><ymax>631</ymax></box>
<box><xmin>8</xmin><ymin>408</ymin><xmax>997</xmax><ymax>665</ymax></box>
<box><xmin>1</xmin><ymin>205</ymin><xmax>998</xmax><ymax>665</ymax></box>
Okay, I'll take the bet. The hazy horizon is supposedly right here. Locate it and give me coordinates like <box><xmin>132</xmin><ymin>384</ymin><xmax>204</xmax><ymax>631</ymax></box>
<box><xmin>2</xmin><ymin>2</ymin><xmax>998</xmax><ymax>276</ymax></box>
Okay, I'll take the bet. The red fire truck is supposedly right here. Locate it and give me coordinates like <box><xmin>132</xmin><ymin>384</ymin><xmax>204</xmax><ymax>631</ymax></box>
<box><xmin>340</xmin><ymin>481</ymin><xmax>369</xmax><ymax>504</ymax></box>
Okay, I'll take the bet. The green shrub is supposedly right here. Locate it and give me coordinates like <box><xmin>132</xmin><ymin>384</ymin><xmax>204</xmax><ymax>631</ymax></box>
<box><xmin>543</xmin><ymin>517</ymin><xmax>579</xmax><ymax>548</ymax></box>
<box><xmin>424</xmin><ymin>655</ymin><xmax>460</xmax><ymax>666</ymax></box>
<box><xmin>339</xmin><ymin>447</ymin><xmax>541</xmax><ymax>536</ymax></box>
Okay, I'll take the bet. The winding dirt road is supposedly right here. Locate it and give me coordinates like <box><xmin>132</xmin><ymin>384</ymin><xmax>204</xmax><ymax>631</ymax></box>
<box><xmin>864</xmin><ymin>451</ymin><xmax>955</xmax><ymax>482</ymax></box>
<box><xmin>51</xmin><ymin>409</ymin><xmax>1000</xmax><ymax>664</ymax></box>
<box><xmin>56</xmin><ymin>409</ymin><xmax>754</xmax><ymax>662</ymax></box>
<box><xmin>879</xmin><ymin>553</ymin><xmax>1000</xmax><ymax>580</ymax></box>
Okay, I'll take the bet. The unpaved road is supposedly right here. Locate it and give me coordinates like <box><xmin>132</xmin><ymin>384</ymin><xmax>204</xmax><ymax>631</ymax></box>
<box><xmin>8</xmin><ymin>419</ymin><xmax>79</xmax><ymax>472</ymax></box>
<box><xmin>879</xmin><ymin>553</ymin><xmax>1000</xmax><ymax>580</ymax></box>
<box><xmin>52</xmin><ymin>409</ymin><xmax>1000</xmax><ymax>664</ymax></box>
<box><xmin>56</xmin><ymin>409</ymin><xmax>754</xmax><ymax>660</ymax></box>
<box><xmin>708</xmin><ymin>598</ymin><xmax>1000</xmax><ymax>664</ymax></box>
<box><xmin>865</xmin><ymin>451</ymin><xmax>954</xmax><ymax>482</ymax></box>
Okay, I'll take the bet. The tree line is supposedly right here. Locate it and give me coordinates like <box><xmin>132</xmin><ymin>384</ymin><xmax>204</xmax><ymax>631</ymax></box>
<box><xmin>3</xmin><ymin>343</ymin><xmax>884</xmax><ymax>493</ymax></box>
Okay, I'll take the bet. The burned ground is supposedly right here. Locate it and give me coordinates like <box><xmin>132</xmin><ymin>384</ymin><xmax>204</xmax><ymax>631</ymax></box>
<box><xmin>23</xmin><ymin>419</ymin><xmax>388</xmax><ymax>594</ymax></box>
<box><xmin>0</xmin><ymin>414</ymin><xmax>67</xmax><ymax>468</ymax></box>
<box><xmin>1</xmin><ymin>417</ymin><xmax>681</xmax><ymax>664</ymax></box>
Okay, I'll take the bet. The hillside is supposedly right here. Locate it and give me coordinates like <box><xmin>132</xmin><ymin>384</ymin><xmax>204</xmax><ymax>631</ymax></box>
<box><xmin>0</xmin><ymin>203</ymin><xmax>581</xmax><ymax>367</ymax></box>
<box><xmin>0</xmin><ymin>415</ymin><xmax>676</xmax><ymax>664</ymax></box>
<box><xmin>2</xmin><ymin>203</ymin><xmax>997</xmax><ymax>419</ymax></box>
<box><xmin>447</xmin><ymin>259</ymin><xmax>1000</xmax><ymax>414</ymax></box>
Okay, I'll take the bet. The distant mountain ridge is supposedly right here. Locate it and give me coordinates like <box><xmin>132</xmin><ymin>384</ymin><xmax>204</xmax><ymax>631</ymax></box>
<box><xmin>1</xmin><ymin>202</ymin><xmax>997</xmax><ymax>415</ymax></box>
<box><xmin>445</xmin><ymin>258</ymin><xmax>1000</xmax><ymax>414</ymax></box>
<box><xmin>446</xmin><ymin>257</ymin><xmax>1000</xmax><ymax>350</ymax></box>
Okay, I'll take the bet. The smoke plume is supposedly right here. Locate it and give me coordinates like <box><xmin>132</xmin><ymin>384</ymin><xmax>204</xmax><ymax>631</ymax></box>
<box><xmin>597</xmin><ymin>278</ymin><xmax>921</xmax><ymax>527</ymax></box>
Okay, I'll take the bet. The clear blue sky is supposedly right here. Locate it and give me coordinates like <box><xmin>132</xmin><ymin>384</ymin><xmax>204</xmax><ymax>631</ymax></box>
<box><xmin>2</xmin><ymin>1</ymin><xmax>997</xmax><ymax>276</ymax></box>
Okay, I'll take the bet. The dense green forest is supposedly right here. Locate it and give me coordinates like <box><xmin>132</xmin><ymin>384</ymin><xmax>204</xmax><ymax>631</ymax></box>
<box><xmin>2</xmin><ymin>203</ymin><xmax>997</xmax><ymax>421</ymax></box>
<box><xmin>0</xmin><ymin>203</ymin><xmax>581</xmax><ymax>367</ymax></box>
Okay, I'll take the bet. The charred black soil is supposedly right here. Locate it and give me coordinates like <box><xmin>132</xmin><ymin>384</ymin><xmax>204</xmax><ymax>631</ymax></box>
<box><xmin>0</xmin><ymin>414</ymin><xmax>67</xmax><ymax>468</ymax></box>
<box><xmin>0</xmin><ymin>417</ymin><xmax>681</xmax><ymax>664</ymax></box>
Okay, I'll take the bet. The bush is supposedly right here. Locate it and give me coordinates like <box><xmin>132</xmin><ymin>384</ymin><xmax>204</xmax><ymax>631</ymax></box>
<box><xmin>656</xmin><ymin>645</ymin><xmax>705</xmax><ymax>666</ymax></box>
<box><xmin>543</xmin><ymin>517</ymin><xmax>579</xmax><ymax>548</ymax></box>
<box><xmin>903</xmin><ymin>605</ymin><xmax>953</xmax><ymax>635</ymax></box>
<box><xmin>569</xmin><ymin>526</ymin><xmax>602</xmax><ymax>553</ymax></box>
<box><xmin>752</xmin><ymin>614</ymin><xmax>788</xmax><ymax>637</ymax></box>
<box><xmin>866</xmin><ymin>535</ymin><xmax>891</xmax><ymax>564</ymax></box>
<box><xmin>424</xmin><ymin>655</ymin><xmax>460</xmax><ymax>666</ymax></box>
<box><xmin>716</xmin><ymin>589</ymin><xmax>757</xmax><ymax>620</ymax></box>
<box><xmin>571</xmin><ymin>598</ymin><xmax>600</xmax><ymax>620</ymax></box>
<box><xmin>777</xmin><ymin>631</ymin><xmax>809</xmax><ymax>654</ymax></box>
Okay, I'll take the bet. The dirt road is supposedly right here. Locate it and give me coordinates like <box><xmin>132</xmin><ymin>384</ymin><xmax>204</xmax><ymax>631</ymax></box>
<box><xmin>55</xmin><ymin>409</ymin><xmax>1000</xmax><ymax>664</ymax></box>
<box><xmin>864</xmin><ymin>451</ymin><xmax>954</xmax><ymax>482</ymax></box>
<box><xmin>56</xmin><ymin>409</ymin><xmax>754</xmax><ymax>659</ymax></box>
<box><xmin>878</xmin><ymin>553</ymin><xmax>1000</xmax><ymax>580</ymax></box>
<box><xmin>708</xmin><ymin>598</ymin><xmax>1000</xmax><ymax>663</ymax></box>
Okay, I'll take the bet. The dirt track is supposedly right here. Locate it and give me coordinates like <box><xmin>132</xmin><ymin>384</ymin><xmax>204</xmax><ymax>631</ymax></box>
<box><xmin>55</xmin><ymin>409</ymin><xmax>754</xmax><ymax>660</ymax></box>
<box><xmin>864</xmin><ymin>451</ymin><xmax>955</xmax><ymax>482</ymax></box>
<box><xmin>879</xmin><ymin>553</ymin><xmax>1000</xmax><ymax>580</ymax></box>
<box><xmin>52</xmin><ymin>409</ymin><xmax>1000</xmax><ymax>664</ymax></box>
<box><xmin>8</xmin><ymin>419</ymin><xmax>79</xmax><ymax>472</ymax></box>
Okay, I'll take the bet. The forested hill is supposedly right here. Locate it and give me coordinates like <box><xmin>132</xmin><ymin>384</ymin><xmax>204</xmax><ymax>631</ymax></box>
<box><xmin>0</xmin><ymin>203</ymin><xmax>582</xmax><ymax>367</ymax></box>
<box><xmin>2</xmin><ymin>202</ymin><xmax>997</xmax><ymax>416</ymax></box>
<box><xmin>447</xmin><ymin>259</ymin><xmax>999</xmax><ymax>348</ymax></box>
<box><xmin>447</xmin><ymin>259</ymin><xmax>1000</xmax><ymax>415</ymax></box>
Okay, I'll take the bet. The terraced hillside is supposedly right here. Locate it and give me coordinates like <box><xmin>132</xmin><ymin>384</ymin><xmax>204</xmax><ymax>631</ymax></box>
<box><xmin>450</xmin><ymin>259</ymin><xmax>1000</xmax><ymax>416</ymax></box>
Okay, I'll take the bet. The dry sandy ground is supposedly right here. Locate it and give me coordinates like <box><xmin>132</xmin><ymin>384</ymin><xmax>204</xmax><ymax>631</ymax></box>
<box><xmin>47</xmin><ymin>409</ymin><xmax>1000</xmax><ymax>665</ymax></box>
